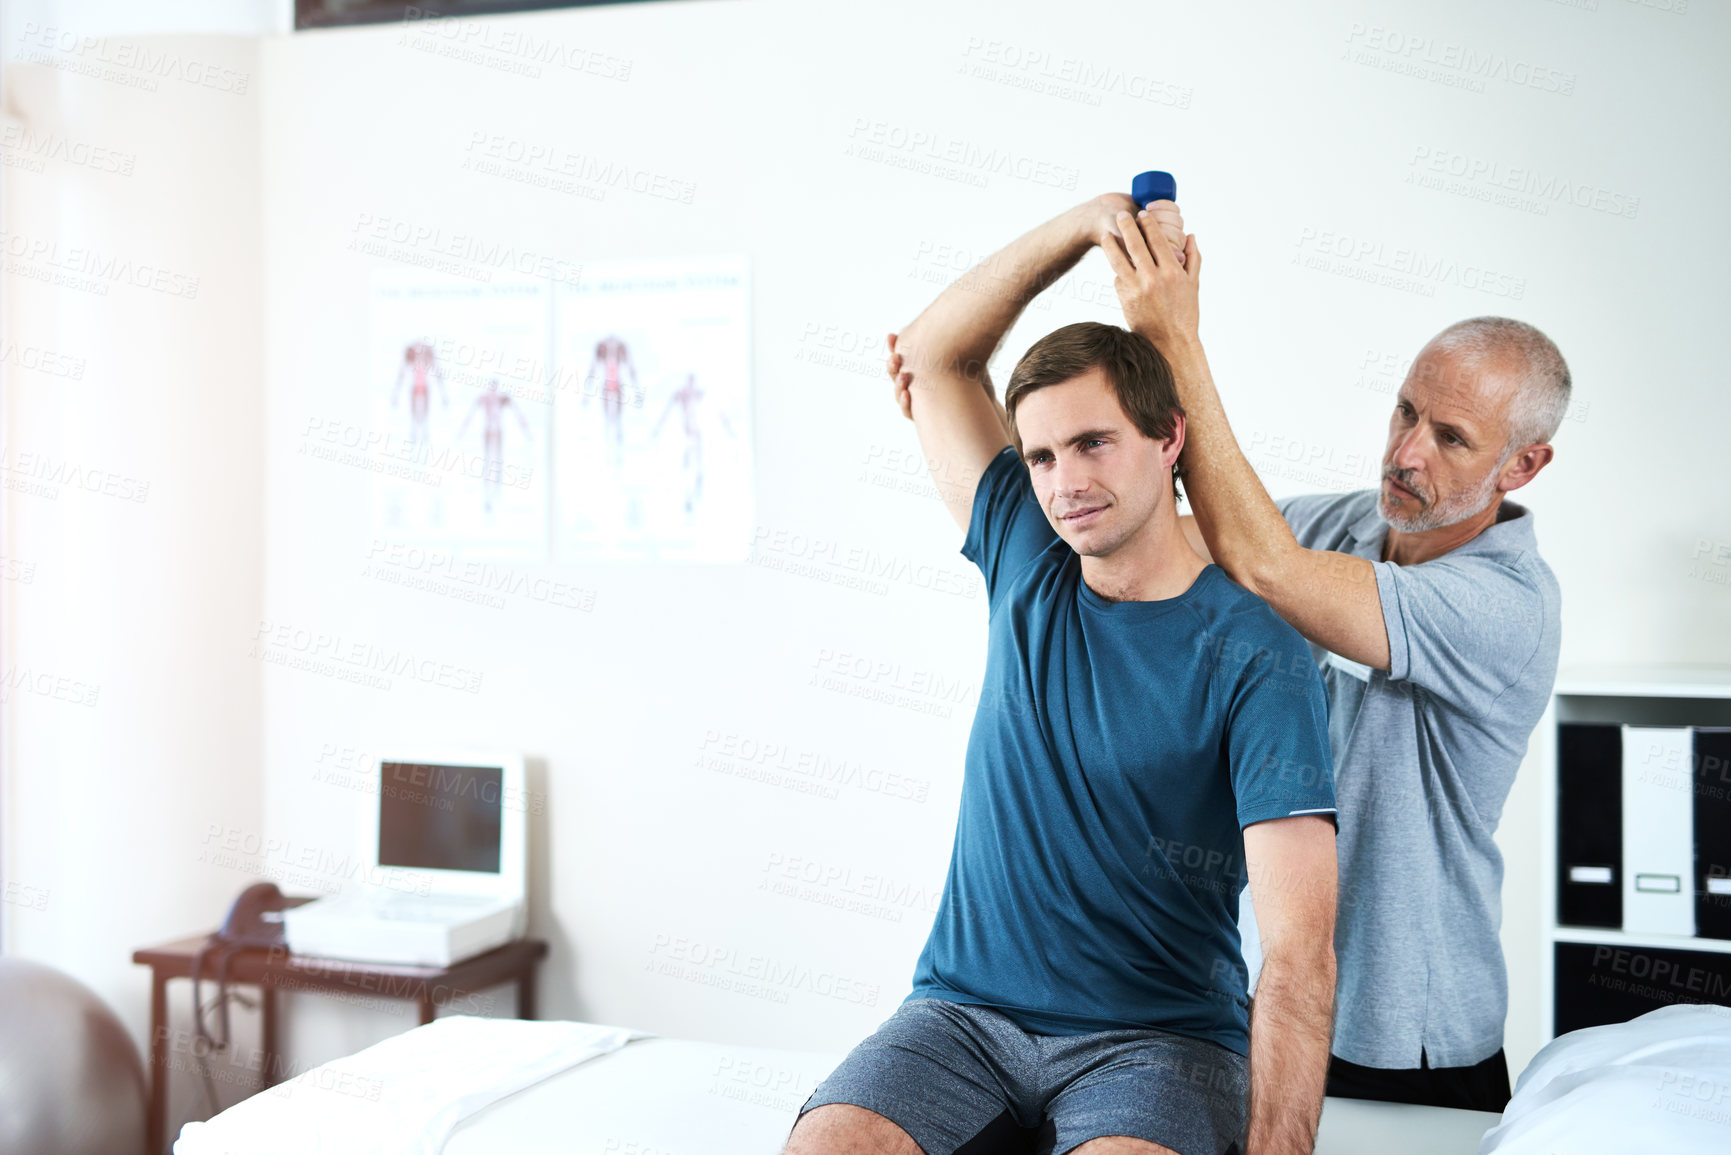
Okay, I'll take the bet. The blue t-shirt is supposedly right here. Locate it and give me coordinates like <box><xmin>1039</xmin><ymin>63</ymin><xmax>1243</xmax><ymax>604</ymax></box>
<box><xmin>906</xmin><ymin>446</ymin><xmax>1337</xmax><ymax>1056</ymax></box>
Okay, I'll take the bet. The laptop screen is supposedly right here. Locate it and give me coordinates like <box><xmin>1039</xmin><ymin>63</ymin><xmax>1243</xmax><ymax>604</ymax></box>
<box><xmin>378</xmin><ymin>762</ymin><xmax>503</xmax><ymax>874</ymax></box>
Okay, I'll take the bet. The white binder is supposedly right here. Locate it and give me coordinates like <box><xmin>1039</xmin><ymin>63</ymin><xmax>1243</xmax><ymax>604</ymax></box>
<box><xmin>1620</xmin><ymin>726</ymin><xmax>1695</xmax><ymax>936</ymax></box>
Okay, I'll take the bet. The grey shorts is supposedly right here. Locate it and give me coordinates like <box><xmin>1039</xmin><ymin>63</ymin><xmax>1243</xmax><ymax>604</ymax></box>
<box><xmin>792</xmin><ymin>997</ymin><xmax>1248</xmax><ymax>1155</ymax></box>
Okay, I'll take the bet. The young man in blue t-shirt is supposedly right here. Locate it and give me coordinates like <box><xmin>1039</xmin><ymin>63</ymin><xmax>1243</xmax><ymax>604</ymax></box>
<box><xmin>782</xmin><ymin>198</ymin><xmax>1340</xmax><ymax>1155</ymax></box>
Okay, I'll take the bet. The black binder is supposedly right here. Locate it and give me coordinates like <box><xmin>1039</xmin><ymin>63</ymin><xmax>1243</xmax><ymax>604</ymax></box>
<box><xmin>1694</xmin><ymin>728</ymin><xmax>1731</xmax><ymax>939</ymax></box>
<box><xmin>1557</xmin><ymin>722</ymin><xmax>1622</xmax><ymax>928</ymax></box>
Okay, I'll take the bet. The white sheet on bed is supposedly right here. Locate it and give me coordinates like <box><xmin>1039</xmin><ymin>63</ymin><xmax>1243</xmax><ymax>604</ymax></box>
<box><xmin>176</xmin><ymin>1016</ymin><xmax>1501</xmax><ymax>1155</ymax></box>
<box><xmin>1479</xmin><ymin>1003</ymin><xmax>1731</xmax><ymax>1154</ymax></box>
<box><xmin>173</xmin><ymin>1015</ymin><xmax>648</xmax><ymax>1155</ymax></box>
<box><xmin>442</xmin><ymin>1034</ymin><xmax>1498</xmax><ymax>1155</ymax></box>
<box><xmin>444</xmin><ymin>1034</ymin><xmax>845</xmax><ymax>1155</ymax></box>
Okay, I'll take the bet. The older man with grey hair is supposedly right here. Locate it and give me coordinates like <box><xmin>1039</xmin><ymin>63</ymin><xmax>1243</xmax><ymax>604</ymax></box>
<box><xmin>1095</xmin><ymin>210</ymin><xmax>1566</xmax><ymax>1113</ymax></box>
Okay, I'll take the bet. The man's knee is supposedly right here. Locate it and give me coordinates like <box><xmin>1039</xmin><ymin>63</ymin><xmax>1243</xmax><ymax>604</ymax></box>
<box><xmin>1069</xmin><ymin>1138</ymin><xmax>1179</xmax><ymax>1155</ymax></box>
<box><xmin>783</xmin><ymin>1102</ymin><xmax>926</xmax><ymax>1155</ymax></box>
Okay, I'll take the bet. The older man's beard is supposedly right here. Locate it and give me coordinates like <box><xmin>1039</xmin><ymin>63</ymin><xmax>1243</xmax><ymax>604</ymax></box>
<box><xmin>1379</xmin><ymin>464</ymin><xmax>1501</xmax><ymax>533</ymax></box>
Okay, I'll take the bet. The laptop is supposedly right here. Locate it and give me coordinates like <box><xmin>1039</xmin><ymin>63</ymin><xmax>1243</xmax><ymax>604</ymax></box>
<box><xmin>284</xmin><ymin>749</ymin><xmax>528</xmax><ymax>967</ymax></box>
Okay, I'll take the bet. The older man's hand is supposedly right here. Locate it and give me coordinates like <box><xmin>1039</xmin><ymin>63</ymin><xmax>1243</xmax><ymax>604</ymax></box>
<box><xmin>1102</xmin><ymin>209</ymin><xmax>1202</xmax><ymax>355</ymax></box>
<box><xmin>1088</xmin><ymin>192</ymin><xmax>1186</xmax><ymax>267</ymax></box>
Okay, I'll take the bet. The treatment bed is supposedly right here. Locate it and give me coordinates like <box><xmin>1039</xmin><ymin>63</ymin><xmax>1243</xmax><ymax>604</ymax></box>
<box><xmin>172</xmin><ymin>1015</ymin><xmax>1501</xmax><ymax>1155</ymax></box>
<box><xmin>439</xmin><ymin>1033</ymin><xmax>1501</xmax><ymax>1155</ymax></box>
<box><xmin>173</xmin><ymin>1003</ymin><xmax>1731</xmax><ymax>1154</ymax></box>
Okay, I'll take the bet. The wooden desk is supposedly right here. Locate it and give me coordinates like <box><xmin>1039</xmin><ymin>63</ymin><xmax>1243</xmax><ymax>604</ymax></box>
<box><xmin>132</xmin><ymin>934</ymin><xmax>547</xmax><ymax>1155</ymax></box>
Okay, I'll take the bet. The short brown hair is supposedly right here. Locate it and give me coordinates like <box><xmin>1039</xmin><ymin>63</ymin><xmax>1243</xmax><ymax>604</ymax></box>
<box><xmin>1004</xmin><ymin>322</ymin><xmax>1186</xmax><ymax>498</ymax></box>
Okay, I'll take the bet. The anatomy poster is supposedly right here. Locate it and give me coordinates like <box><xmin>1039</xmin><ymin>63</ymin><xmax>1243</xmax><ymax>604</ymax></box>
<box><xmin>368</xmin><ymin>272</ymin><xmax>550</xmax><ymax>559</ymax></box>
<box><xmin>554</xmin><ymin>257</ymin><xmax>752</xmax><ymax>562</ymax></box>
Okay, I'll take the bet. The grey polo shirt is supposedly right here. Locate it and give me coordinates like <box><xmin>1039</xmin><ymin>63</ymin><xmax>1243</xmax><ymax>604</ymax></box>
<box><xmin>1276</xmin><ymin>490</ymin><xmax>1561</xmax><ymax>1069</ymax></box>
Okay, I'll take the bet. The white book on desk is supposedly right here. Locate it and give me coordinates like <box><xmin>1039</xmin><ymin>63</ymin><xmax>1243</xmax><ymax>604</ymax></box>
<box><xmin>1620</xmin><ymin>726</ymin><xmax>1695</xmax><ymax>937</ymax></box>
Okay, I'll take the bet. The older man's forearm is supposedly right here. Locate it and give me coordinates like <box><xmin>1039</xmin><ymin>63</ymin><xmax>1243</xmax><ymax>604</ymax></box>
<box><xmin>1244</xmin><ymin>947</ymin><xmax>1336</xmax><ymax>1155</ymax></box>
<box><xmin>1158</xmin><ymin>337</ymin><xmax>1305</xmax><ymax>595</ymax></box>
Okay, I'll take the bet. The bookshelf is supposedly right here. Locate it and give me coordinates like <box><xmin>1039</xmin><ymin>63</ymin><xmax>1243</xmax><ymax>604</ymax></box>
<box><xmin>1540</xmin><ymin>666</ymin><xmax>1731</xmax><ymax>1039</ymax></box>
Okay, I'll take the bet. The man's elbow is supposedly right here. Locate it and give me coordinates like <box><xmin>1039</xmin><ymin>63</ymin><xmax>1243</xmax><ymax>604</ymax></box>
<box><xmin>894</xmin><ymin>322</ymin><xmax>939</xmax><ymax>365</ymax></box>
<box><xmin>1217</xmin><ymin>551</ymin><xmax>1281</xmax><ymax>604</ymax></box>
<box><xmin>1259</xmin><ymin>895</ymin><xmax>1337</xmax><ymax>985</ymax></box>
<box><xmin>893</xmin><ymin>326</ymin><xmax>937</xmax><ymax>386</ymax></box>
<box><xmin>896</xmin><ymin>325</ymin><xmax>987</xmax><ymax>384</ymax></box>
<box><xmin>1266</xmin><ymin>932</ymin><xmax>1335</xmax><ymax>968</ymax></box>
<box><xmin>1260</xmin><ymin>935</ymin><xmax>1336</xmax><ymax>1002</ymax></box>
<box><xmin>1229</xmin><ymin>540</ymin><xmax>1307</xmax><ymax>609</ymax></box>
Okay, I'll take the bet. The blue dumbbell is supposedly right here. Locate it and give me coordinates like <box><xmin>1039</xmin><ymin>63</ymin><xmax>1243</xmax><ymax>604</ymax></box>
<box><xmin>1130</xmin><ymin>171</ymin><xmax>1186</xmax><ymax>264</ymax></box>
<box><xmin>1131</xmin><ymin>170</ymin><xmax>1177</xmax><ymax>209</ymax></box>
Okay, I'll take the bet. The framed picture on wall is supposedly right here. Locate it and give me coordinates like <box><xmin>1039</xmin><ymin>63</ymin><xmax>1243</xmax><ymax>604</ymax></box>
<box><xmin>296</xmin><ymin>1</ymin><xmax>675</xmax><ymax>32</ymax></box>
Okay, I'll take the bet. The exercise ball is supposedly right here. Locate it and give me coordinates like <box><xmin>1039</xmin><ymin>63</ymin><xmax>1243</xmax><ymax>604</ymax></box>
<box><xmin>0</xmin><ymin>957</ymin><xmax>147</xmax><ymax>1155</ymax></box>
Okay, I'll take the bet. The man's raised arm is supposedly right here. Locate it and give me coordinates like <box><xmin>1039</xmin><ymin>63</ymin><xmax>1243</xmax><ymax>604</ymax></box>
<box><xmin>888</xmin><ymin>195</ymin><xmax>1180</xmax><ymax>531</ymax></box>
<box><xmin>1100</xmin><ymin>211</ymin><xmax>1393</xmax><ymax>670</ymax></box>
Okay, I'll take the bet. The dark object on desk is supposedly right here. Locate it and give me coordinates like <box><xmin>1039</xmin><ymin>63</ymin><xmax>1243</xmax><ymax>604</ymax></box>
<box><xmin>193</xmin><ymin>883</ymin><xmax>292</xmax><ymax>1051</ymax></box>
<box><xmin>215</xmin><ymin>882</ymin><xmax>293</xmax><ymax>948</ymax></box>
<box><xmin>0</xmin><ymin>956</ymin><xmax>147</xmax><ymax>1155</ymax></box>
<box><xmin>134</xmin><ymin>930</ymin><xmax>546</xmax><ymax>1155</ymax></box>
<box><xmin>188</xmin><ymin>883</ymin><xmax>297</xmax><ymax>1117</ymax></box>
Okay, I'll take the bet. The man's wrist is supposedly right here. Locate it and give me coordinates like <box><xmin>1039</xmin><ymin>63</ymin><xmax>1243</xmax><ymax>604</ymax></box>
<box><xmin>1065</xmin><ymin>199</ymin><xmax>1120</xmax><ymax>254</ymax></box>
<box><xmin>1165</xmin><ymin>336</ymin><xmax>1208</xmax><ymax>376</ymax></box>
<box><xmin>1133</xmin><ymin>330</ymin><xmax>1208</xmax><ymax>377</ymax></box>
<box><xmin>1061</xmin><ymin>200</ymin><xmax>1096</xmax><ymax>244</ymax></box>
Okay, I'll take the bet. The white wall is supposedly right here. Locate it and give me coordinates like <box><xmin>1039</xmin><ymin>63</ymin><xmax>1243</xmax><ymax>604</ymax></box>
<box><xmin>252</xmin><ymin>0</ymin><xmax>1731</xmax><ymax>1082</ymax></box>
<box><xmin>5</xmin><ymin>0</ymin><xmax>1729</xmax><ymax>1133</ymax></box>
<box><xmin>0</xmin><ymin>0</ymin><xmax>286</xmax><ymax>47</ymax></box>
<box><xmin>0</xmin><ymin>35</ymin><xmax>267</xmax><ymax>1135</ymax></box>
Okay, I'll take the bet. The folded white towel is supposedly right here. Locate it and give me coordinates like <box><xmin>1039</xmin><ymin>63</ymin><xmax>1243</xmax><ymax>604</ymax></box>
<box><xmin>174</xmin><ymin>1016</ymin><xmax>652</xmax><ymax>1155</ymax></box>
